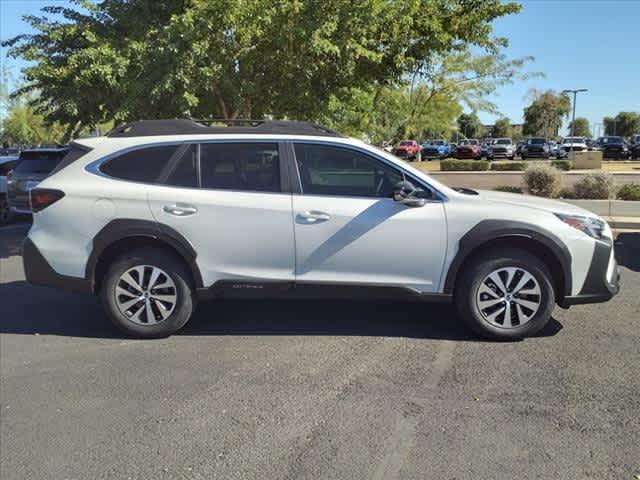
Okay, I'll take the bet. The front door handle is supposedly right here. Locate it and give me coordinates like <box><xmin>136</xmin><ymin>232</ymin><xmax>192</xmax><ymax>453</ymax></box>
<box><xmin>298</xmin><ymin>210</ymin><xmax>331</xmax><ymax>223</ymax></box>
<box><xmin>163</xmin><ymin>203</ymin><xmax>198</xmax><ymax>217</ymax></box>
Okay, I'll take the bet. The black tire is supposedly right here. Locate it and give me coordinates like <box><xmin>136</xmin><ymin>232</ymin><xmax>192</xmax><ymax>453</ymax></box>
<box><xmin>101</xmin><ymin>248</ymin><xmax>196</xmax><ymax>338</ymax></box>
<box><xmin>521</xmin><ymin>155</ymin><xmax>526</xmax><ymax>160</ymax></box>
<box><xmin>0</xmin><ymin>196</ymin><xmax>13</xmax><ymax>226</ymax></box>
<box><xmin>455</xmin><ymin>248</ymin><xmax>555</xmax><ymax>340</ymax></box>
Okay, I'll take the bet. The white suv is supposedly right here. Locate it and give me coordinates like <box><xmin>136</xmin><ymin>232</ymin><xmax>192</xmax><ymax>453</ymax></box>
<box><xmin>23</xmin><ymin>120</ymin><xmax>619</xmax><ymax>339</ymax></box>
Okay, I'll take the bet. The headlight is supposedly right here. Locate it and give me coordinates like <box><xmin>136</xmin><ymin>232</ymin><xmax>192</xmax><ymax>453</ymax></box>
<box><xmin>555</xmin><ymin>213</ymin><xmax>608</xmax><ymax>240</ymax></box>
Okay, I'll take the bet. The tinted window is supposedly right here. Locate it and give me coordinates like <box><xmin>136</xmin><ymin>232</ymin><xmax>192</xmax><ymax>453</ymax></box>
<box><xmin>101</xmin><ymin>145</ymin><xmax>179</xmax><ymax>183</ymax></box>
<box><xmin>294</xmin><ymin>143</ymin><xmax>405</xmax><ymax>198</ymax></box>
<box><xmin>200</xmin><ymin>143</ymin><xmax>280</xmax><ymax>192</ymax></box>
<box><xmin>165</xmin><ymin>145</ymin><xmax>198</xmax><ymax>188</ymax></box>
<box><xmin>14</xmin><ymin>150</ymin><xmax>67</xmax><ymax>174</ymax></box>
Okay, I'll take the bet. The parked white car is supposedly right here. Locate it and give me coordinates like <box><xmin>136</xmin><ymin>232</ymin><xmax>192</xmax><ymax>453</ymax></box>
<box><xmin>23</xmin><ymin>120</ymin><xmax>619</xmax><ymax>339</ymax></box>
<box><xmin>558</xmin><ymin>137</ymin><xmax>589</xmax><ymax>158</ymax></box>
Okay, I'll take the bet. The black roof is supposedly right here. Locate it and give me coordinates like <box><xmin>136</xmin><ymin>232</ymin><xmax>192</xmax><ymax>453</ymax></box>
<box><xmin>107</xmin><ymin>119</ymin><xmax>344</xmax><ymax>138</ymax></box>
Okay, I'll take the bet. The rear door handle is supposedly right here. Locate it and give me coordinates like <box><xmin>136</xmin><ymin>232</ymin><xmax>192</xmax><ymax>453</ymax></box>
<box><xmin>298</xmin><ymin>210</ymin><xmax>331</xmax><ymax>223</ymax></box>
<box><xmin>163</xmin><ymin>203</ymin><xmax>198</xmax><ymax>217</ymax></box>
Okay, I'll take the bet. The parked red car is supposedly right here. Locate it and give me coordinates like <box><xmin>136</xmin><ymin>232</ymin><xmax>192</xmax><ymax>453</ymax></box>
<box><xmin>392</xmin><ymin>140</ymin><xmax>421</xmax><ymax>161</ymax></box>
<box><xmin>455</xmin><ymin>139</ymin><xmax>482</xmax><ymax>160</ymax></box>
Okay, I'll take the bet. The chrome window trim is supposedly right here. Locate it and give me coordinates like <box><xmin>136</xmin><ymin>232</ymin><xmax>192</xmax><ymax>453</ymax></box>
<box><xmin>85</xmin><ymin>139</ymin><xmax>287</xmax><ymax>195</ymax></box>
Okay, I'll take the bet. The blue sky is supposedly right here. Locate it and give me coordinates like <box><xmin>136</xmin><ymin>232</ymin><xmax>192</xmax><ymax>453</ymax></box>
<box><xmin>2</xmin><ymin>0</ymin><xmax>639</xmax><ymax>135</ymax></box>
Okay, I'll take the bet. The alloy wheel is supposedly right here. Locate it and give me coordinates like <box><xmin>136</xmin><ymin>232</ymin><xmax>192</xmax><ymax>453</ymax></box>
<box><xmin>114</xmin><ymin>265</ymin><xmax>177</xmax><ymax>325</ymax></box>
<box><xmin>475</xmin><ymin>267</ymin><xmax>542</xmax><ymax>329</ymax></box>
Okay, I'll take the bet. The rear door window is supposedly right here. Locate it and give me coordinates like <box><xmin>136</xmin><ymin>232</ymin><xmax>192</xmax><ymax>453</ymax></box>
<box><xmin>165</xmin><ymin>145</ymin><xmax>199</xmax><ymax>188</ymax></box>
<box><xmin>200</xmin><ymin>143</ymin><xmax>280</xmax><ymax>192</ymax></box>
<box><xmin>100</xmin><ymin>145</ymin><xmax>180</xmax><ymax>183</ymax></box>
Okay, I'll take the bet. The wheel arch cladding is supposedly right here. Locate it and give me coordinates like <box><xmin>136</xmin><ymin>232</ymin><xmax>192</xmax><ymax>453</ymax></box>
<box><xmin>444</xmin><ymin>220</ymin><xmax>572</xmax><ymax>300</ymax></box>
<box><xmin>86</xmin><ymin>219</ymin><xmax>204</xmax><ymax>293</ymax></box>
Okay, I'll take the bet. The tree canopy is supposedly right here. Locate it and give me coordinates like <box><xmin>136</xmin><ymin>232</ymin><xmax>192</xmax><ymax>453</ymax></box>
<box><xmin>567</xmin><ymin>117</ymin><xmax>591</xmax><ymax>138</ymax></box>
<box><xmin>4</xmin><ymin>0</ymin><xmax>523</xmax><ymax>135</ymax></box>
<box><xmin>522</xmin><ymin>89</ymin><xmax>570</xmax><ymax>138</ymax></box>
<box><xmin>603</xmin><ymin>112</ymin><xmax>640</xmax><ymax>137</ymax></box>
<box><xmin>457</xmin><ymin>112</ymin><xmax>485</xmax><ymax>139</ymax></box>
<box><xmin>491</xmin><ymin>117</ymin><xmax>512</xmax><ymax>138</ymax></box>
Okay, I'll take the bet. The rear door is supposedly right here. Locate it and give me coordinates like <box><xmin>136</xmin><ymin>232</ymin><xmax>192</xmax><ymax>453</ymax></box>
<box><xmin>147</xmin><ymin>141</ymin><xmax>295</xmax><ymax>288</ymax></box>
<box><xmin>291</xmin><ymin>142</ymin><xmax>447</xmax><ymax>292</ymax></box>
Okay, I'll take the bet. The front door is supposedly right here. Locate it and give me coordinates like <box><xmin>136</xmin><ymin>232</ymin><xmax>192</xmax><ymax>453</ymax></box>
<box><xmin>291</xmin><ymin>142</ymin><xmax>447</xmax><ymax>293</ymax></box>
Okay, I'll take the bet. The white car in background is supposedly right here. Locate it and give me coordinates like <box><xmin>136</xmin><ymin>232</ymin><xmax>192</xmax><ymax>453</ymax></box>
<box><xmin>22</xmin><ymin>119</ymin><xmax>620</xmax><ymax>340</ymax></box>
<box><xmin>558</xmin><ymin>137</ymin><xmax>589</xmax><ymax>158</ymax></box>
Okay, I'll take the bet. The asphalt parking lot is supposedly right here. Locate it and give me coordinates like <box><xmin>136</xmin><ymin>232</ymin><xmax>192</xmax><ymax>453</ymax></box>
<box><xmin>1</xmin><ymin>222</ymin><xmax>639</xmax><ymax>480</ymax></box>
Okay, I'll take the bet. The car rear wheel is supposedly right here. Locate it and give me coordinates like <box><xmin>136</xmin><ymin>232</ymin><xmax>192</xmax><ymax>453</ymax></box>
<box><xmin>101</xmin><ymin>248</ymin><xmax>196</xmax><ymax>338</ymax></box>
<box><xmin>455</xmin><ymin>248</ymin><xmax>555</xmax><ymax>340</ymax></box>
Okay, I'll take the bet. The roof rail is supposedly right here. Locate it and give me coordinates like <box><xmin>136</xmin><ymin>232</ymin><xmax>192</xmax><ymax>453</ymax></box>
<box><xmin>107</xmin><ymin>119</ymin><xmax>344</xmax><ymax>138</ymax></box>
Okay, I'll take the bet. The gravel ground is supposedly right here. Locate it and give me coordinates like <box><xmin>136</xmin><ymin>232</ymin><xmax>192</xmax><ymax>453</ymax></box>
<box><xmin>1</xmin><ymin>223</ymin><xmax>639</xmax><ymax>480</ymax></box>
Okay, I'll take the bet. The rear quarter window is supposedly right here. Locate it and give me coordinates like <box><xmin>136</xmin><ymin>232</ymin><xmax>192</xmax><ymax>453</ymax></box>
<box><xmin>100</xmin><ymin>145</ymin><xmax>180</xmax><ymax>183</ymax></box>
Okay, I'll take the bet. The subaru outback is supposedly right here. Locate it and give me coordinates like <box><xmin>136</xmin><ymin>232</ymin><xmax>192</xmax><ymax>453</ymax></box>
<box><xmin>23</xmin><ymin>119</ymin><xmax>619</xmax><ymax>339</ymax></box>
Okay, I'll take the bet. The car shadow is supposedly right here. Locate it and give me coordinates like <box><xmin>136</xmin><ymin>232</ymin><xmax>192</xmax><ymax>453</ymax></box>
<box><xmin>0</xmin><ymin>280</ymin><xmax>563</xmax><ymax>341</ymax></box>
<box><xmin>615</xmin><ymin>232</ymin><xmax>640</xmax><ymax>272</ymax></box>
<box><xmin>0</xmin><ymin>219</ymin><xmax>30</xmax><ymax>259</ymax></box>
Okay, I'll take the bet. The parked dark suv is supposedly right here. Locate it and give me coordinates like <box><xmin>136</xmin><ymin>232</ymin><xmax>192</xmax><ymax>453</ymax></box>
<box><xmin>521</xmin><ymin>137</ymin><xmax>550</xmax><ymax>160</ymax></box>
<box><xmin>598</xmin><ymin>136</ymin><xmax>628</xmax><ymax>159</ymax></box>
<box><xmin>7</xmin><ymin>148</ymin><xmax>69</xmax><ymax>215</ymax></box>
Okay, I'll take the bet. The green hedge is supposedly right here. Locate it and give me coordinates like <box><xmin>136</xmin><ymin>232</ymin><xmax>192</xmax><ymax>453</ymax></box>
<box><xmin>551</xmin><ymin>160</ymin><xmax>573</xmax><ymax>171</ymax></box>
<box><xmin>490</xmin><ymin>161</ymin><xmax>527</xmax><ymax>171</ymax></box>
<box><xmin>440</xmin><ymin>160</ymin><xmax>490</xmax><ymax>171</ymax></box>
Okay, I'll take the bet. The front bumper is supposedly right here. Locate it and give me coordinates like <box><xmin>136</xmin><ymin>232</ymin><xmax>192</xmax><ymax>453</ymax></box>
<box><xmin>559</xmin><ymin>238</ymin><xmax>620</xmax><ymax>307</ymax></box>
<box><xmin>23</xmin><ymin>237</ymin><xmax>92</xmax><ymax>294</ymax></box>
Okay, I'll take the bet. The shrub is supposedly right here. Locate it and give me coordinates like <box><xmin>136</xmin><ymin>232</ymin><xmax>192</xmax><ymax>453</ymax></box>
<box><xmin>523</xmin><ymin>164</ymin><xmax>562</xmax><ymax>197</ymax></box>
<box><xmin>556</xmin><ymin>187</ymin><xmax>576</xmax><ymax>199</ymax></box>
<box><xmin>572</xmin><ymin>173</ymin><xmax>615</xmax><ymax>200</ymax></box>
<box><xmin>616</xmin><ymin>183</ymin><xmax>640</xmax><ymax>201</ymax></box>
<box><xmin>490</xmin><ymin>161</ymin><xmax>527</xmax><ymax>171</ymax></box>
<box><xmin>551</xmin><ymin>160</ymin><xmax>573</xmax><ymax>171</ymax></box>
<box><xmin>440</xmin><ymin>160</ymin><xmax>490</xmax><ymax>171</ymax></box>
<box><xmin>493</xmin><ymin>185</ymin><xmax>523</xmax><ymax>194</ymax></box>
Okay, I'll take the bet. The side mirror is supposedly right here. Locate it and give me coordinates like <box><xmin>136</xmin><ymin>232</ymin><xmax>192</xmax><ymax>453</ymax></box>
<box><xmin>393</xmin><ymin>180</ymin><xmax>426</xmax><ymax>207</ymax></box>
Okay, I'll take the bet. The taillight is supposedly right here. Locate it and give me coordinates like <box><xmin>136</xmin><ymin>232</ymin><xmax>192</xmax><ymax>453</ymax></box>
<box><xmin>29</xmin><ymin>188</ymin><xmax>65</xmax><ymax>213</ymax></box>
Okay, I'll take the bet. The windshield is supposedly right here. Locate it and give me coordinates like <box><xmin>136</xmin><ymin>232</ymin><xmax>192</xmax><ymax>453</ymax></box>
<box><xmin>494</xmin><ymin>139</ymin><xmax>511</xmax><ymax>145</ymax></box>
<box><xmin>14</xmin><ymin>151</ymin><xmax>66</xmax><ymax>174</ymax></box>
<box><xmin>399</xmin><ymin>141</ymin><xmax>414</xmax><ymax>147</ymax></box>
<box><xmin>433</xmin><ymin>140</ymin><xmax>444</xmax><ymax>145</ymax></box>
<box><xmin>601</xmin><ymin>136</ymin><xmax>623</xmax><ymax>144</ymax></box>
<box><xmin>563</xmin><ymin>137</ymin><xmax>584</xmax><ymax>144</ymax></box>
<box><xmin>527</xmin><ymin>138</ymin><xmax>546</xmax><ymax>145</ymax></box>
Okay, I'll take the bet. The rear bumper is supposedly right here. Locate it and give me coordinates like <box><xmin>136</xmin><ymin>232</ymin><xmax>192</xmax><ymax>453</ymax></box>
<box><xmin>559</xmin><ymin>239</ymin><xmax>620</xmax><ymax>307</ymax></box>
<box><xmin>23</xmin><ymin>237</ymin><xmax>91</xmax><ymax>294</ymax></box>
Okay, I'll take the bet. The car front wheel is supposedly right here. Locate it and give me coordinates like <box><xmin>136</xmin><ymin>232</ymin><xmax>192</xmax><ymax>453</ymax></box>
<box><xmin>455</xmin><ymin>248</ymin><xmax>555</xmax><ymax>340</ymax></box>
<box><xmin>101</xmin><ymin>248</ymin><xmax>196</xmax><ymax>338</ymax></box>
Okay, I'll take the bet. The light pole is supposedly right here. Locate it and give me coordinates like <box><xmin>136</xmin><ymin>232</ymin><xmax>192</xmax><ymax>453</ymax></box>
<box><xmin>562</xmin><ymin>89</ymin><xmax>588</xmax><ymax>157</ymax></box>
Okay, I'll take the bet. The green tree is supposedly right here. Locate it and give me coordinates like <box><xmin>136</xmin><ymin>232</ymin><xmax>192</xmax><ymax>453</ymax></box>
<box><xmin>603</xmin><ymin>112</ymin><xmax>640</xmax><ymax>137</ymax></box>
<box><xmin>522</xmin><ymin>89</ymin><xmax>570</xmax><ymax>137</ymax></box>
<box><xmin>1</xmin><ymin>102</ymin><xmax>66</xmax><ymax>146</ymax></box>
<box><xmin>4</xmin><ymin>0</ymin><xmax>522</xmax><ymax>132</ymax></box>
<box><xmin>491</xmin><ymin>117</ymin><xmax>512</xmax><ymax>138</ymax></box>
<box><xmin>567</xmin><ymin>117</ymin><xmax>591</xmax><ymax>138</ymax></box>
<box><xmin>457</xmin><ymin>112</ymin><xmax>485</xmax><ymax>139</ymax></box>
<box><xmin>323</xmin><ymin>47</ymin><xmax>537</xmax><ymax>143</ymax></box>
